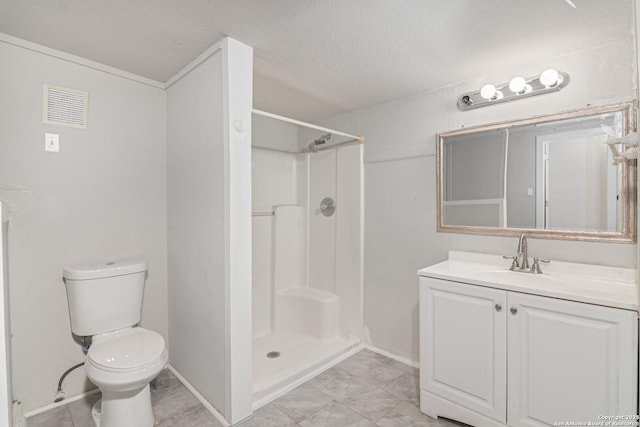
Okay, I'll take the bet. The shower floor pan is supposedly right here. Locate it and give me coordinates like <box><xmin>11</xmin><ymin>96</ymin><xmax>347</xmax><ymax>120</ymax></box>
<box><xmin>252</xmin><ymin>331</ymin><xmax>360</xmax><ymax>408</ymax></box>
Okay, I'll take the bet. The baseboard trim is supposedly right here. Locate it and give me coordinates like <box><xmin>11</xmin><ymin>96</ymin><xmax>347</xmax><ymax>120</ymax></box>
<box><xmin>24</xmin><ymin>388</ymin><xmax>101</xmax><ymax>418</ymax></box>
<box><xmin>167</xmin><ymin>365</ymin><xmax>230</xmax><ymax>427</ymax></box>
<box><xmin>363</xmin><ymin>344</ymin><xmax>419</xmax><ymax>369</ymax></box>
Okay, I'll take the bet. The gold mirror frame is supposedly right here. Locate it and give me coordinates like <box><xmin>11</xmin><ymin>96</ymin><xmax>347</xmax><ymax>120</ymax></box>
<box><xmin>436</xmin><ymin>102</ymin><xmax>637</xmax><ymax>243</ymax></box>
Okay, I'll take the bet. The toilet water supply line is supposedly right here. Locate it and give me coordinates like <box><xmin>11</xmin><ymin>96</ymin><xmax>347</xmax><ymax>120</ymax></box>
<box><xmin>53</xmin><ymin>339</ymin><xmax>90</xmax><ymax>402</ymax></box>
<box><xmin>54</xmin><ymin>362</ymin><xmax>85</xmax><ymax>402</ymax></box>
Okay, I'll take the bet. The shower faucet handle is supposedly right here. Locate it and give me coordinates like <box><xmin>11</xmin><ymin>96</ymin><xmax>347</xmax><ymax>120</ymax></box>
<box><xmin>320</xmin><ymin>197</ymin><xmax>336</xmax><ymax>217</ymax></box>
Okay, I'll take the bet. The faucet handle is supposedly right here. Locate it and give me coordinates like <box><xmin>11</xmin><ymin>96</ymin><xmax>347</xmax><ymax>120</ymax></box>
<box><xmin>530</xmin><ymin>257</ymin><xmax>550</xmax><ymax>274</ymax></box>
<box><xmin>503</xmin><ymin>255</ymin><xmax>519</xmax><ymax>270</ymax></box>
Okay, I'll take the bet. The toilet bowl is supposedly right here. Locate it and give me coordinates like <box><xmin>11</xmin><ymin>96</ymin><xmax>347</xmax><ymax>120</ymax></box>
<box><xmin>63</xmin><ymin>259</ymin><xmax>167</xmax><ymax>427</ymax></box>
<box><xmin>85</xmin><ymin>328</ymin><xmax>168</xmax><ymax>426</ymax></box>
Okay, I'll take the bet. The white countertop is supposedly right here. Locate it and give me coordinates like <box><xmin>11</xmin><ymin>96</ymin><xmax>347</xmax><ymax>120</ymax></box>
<box><xmin>418</xmin><ymin>251</ymin><xmax>639</xmax><ymax>312</ymax></box>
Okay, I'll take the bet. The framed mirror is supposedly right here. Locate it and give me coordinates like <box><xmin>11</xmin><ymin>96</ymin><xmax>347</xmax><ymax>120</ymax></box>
<box><xmin>436</xmin><ymin>102</ymin><xmax>637</xmax><ymax>242</ymax></box>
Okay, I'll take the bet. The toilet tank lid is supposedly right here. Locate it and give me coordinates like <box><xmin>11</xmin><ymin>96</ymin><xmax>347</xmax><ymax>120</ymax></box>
<box><xmin>63</xmin><ymin>259</ymin><xmax>147</xmax><ymax>281</ymax></box>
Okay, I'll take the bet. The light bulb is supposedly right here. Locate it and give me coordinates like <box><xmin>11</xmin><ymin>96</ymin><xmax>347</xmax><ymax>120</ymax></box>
<box><xmin>480</xmin><ymin>84</ymin><xmax>497</xmax><ymax>100</ymax></box>
<box><xmin>509</xmin><ymin>76</ymin><xmax>527</xmax><ymax>94</ymax></box>
<box><xmin>540</xmin><ymin>69</ymin><xmax>560</xmax><ymax>87</ymax></box>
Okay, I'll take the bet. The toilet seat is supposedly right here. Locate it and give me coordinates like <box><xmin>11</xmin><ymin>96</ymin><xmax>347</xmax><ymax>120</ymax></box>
<box><xmin>88</xmin><ymin>328</ymin><xmax>166</xmax><ymax>373</ymax></box>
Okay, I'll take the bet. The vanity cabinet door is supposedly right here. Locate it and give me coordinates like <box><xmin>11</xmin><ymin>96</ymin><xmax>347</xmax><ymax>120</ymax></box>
<box><xmin>507</xmin><ymin>292</ymin><xmax>638</xmax><ymax>427</ymax></box>
<box><xmin>420</xmin><ymin>278</ymin><xmax>507</xmax><ymax>423</ymax></box>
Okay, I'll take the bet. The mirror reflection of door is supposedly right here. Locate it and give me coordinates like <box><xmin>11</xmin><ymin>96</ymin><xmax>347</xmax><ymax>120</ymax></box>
<box><xmin>536</xmin><ymin>130</ymin><xmax>617</xmax><ymax>231</ymax></box>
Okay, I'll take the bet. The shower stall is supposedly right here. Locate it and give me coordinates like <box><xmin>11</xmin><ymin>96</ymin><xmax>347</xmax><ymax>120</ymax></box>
<box><xmin>251</xmin><ymin>112</ymin><xmax>363</xmax><ymax>405</ymax></box>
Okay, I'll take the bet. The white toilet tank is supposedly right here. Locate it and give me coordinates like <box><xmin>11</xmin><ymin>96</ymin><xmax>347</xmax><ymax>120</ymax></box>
<box><xmin>63</xmin><ymin>259</ymin><xmax>148</xmax><ymax>336</ymax></box>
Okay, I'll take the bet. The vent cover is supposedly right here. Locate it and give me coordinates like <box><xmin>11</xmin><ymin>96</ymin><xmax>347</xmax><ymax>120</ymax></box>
<box><xmin>43</xmin><ymin>84</ymin><xmax>88</xmax><ymax>129</ymax></box>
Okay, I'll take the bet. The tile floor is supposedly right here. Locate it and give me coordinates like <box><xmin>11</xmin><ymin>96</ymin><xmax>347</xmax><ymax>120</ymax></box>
<box><xmin>27</xmin><ymin>367</ymin><xmax>221</xmax><ymax>427</ymax></box>
<box><xmin>27</xmin><ymin>349</ymin><xmax>461</xmax><ymax>426</ymax></box>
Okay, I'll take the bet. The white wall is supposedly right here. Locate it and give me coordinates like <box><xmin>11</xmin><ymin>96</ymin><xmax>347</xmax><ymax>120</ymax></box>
<box><xmin>0</xmin><ymin>40</ymin><xmax>167</xmax><ymax>411</ymax></box>
<box><xmin>167</xmin><ymin>38</ymin><xmax>253</xmax><ymax>423</ymax></box>
<box><xmin>319</xmin><ymin>40</ymin><xmax>638</xmax><ymax>361</ymax></box>
<box><xmin>0</xmin><ymin>205</ymin><xmax>10</xmax><ymax>427</ymax></box>
<box><xmin>167</xmin><ymin>48</ymin><xmax>227</xmax><ymax>413</ymax></box>
<box><xmin>224</xmin><ymin>38</ymin><xmax>253</xmax><ymax>422</ymax></box>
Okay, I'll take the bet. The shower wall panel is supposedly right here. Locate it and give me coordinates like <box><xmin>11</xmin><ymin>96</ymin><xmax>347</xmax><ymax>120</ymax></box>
<box><xmin>251</xmin><ymin>141</ymin><xmax>363</xmax><ymax>344</ymax></box>
<box><xmin>308</xmin><ymin>150</ymin><xmax>337</xmax><ymax>293</ymax></box>
<box><xmin>252</xmin><ymin>149</ymin><xmax>298</xmax><ymax>212</ymax></box>
<box><xmin>307</xmin><ymin>145</ymin><xmax>363</xmax><ymax>338</ymax></box>
<box><xmin>335</xmin><ymin>145</ymin><xmax>363</xmax><ymax>338</ymax></box>
<box><xmin>251</xmin><ymin>148</ymin><xmax>303</xmax><ymax>338</ymax></box>
<box><xmin>273</xmin><ymin>206</ymin><xmax>306</xmax><ymax>292</ymax></box>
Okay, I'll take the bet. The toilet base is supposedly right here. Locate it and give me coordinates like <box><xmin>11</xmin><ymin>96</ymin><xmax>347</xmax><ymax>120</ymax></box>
<box><xmin>91</xmin><ymin>384</ymin><xmax>154</xmax><ymax>427</ymax></box>
<box><xmin>91</xmin><ymin>399</ymin><xmax>100</xmax><ymax>426</ymax></box>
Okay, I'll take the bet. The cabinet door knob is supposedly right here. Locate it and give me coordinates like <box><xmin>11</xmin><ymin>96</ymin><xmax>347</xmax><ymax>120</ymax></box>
<box><xmin>510</xmin><ymin>307</ymin><xmax>518</xmax><ymax>315</ymax></box>
<box><xmin>495</xmin><ymin>304</ymin><xmax>502</xmax><ymax>312</ymax></box>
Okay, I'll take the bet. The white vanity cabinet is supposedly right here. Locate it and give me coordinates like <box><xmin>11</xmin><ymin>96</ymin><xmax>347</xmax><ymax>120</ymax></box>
<box><xmin>507</xmin><ymin>291</ymin><xmax>637</xmax><ymax>426</ymax></box>
<box><xmin>419</xmin><ymin>253</ymin><xmax>639</xmax><ymax>427</ymax></box>
<box><xmin>420</xmin><ymin>279</ymin><xmax>508</xmax><ymax>423</ymax></box>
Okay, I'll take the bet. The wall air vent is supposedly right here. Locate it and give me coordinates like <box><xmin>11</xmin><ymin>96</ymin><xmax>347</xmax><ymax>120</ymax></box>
<box><xmin>43</xmin><ymin>84</ymin><xmax>88</xmax><ymax>129</ymax></box>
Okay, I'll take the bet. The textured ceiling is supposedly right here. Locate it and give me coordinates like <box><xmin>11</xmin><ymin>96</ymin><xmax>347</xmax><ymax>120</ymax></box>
<box><xmin>0</xmin><ymin>0</ymin><xmax>634</xmax><ymax>120</ymax></box>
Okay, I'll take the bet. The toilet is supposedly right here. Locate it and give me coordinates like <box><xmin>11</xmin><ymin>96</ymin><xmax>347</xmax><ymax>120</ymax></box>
<box><xmin>63</xmin><ymin>259</ymin><xmax>168</xmax><ymax>427</ymax></box>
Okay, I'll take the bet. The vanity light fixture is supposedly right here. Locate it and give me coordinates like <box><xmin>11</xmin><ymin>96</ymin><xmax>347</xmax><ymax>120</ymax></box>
<box><xmin>458</xmin><ymin>69</ymin><xmax>569</xmax><ymax>111</ymax></box>
<box><xmin>480</xmin><ymin>84</ymin><xmax>502</xmax><ymax>100</ymax></box>
<box><xmin>539</xmin><ymin>69</ymin><xmax>561</xmax><ymax>87</ymax></box>
<box><xmin>508</xmin><ymin>76</ymin><xmax>529</xmax><ymax>94</ymax></box>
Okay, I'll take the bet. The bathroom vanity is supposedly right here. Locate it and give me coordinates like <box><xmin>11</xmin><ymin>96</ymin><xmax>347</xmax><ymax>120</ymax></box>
<box><xmin>418</xmin><ymin>251</ymin><xmax>639</xmax><ymax>427</ymax></box>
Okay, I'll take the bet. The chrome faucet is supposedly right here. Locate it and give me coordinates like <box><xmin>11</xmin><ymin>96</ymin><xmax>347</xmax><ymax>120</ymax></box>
<box><xmin>516</xmin><ymin>233</ymin><xmax>529</xmax><ymax>270</ymax></box>
<box><xmin>503</xmin><ymin>233</ymin><xmax>549</xmax><ymax>274</ymax></box>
